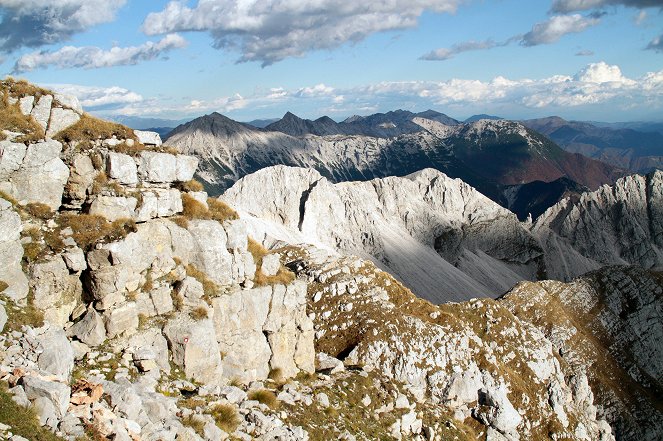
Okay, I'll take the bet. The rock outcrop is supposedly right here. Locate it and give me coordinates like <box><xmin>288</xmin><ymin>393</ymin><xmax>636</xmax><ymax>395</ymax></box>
<box><xmin>224</xmin><ymin>166</ymin><xmax>542</xmax><ymax>302</ymax></box>
<box><xmin>534</xmin><ymin>170</ymin><xmax>663</xmax><ymax>280</ymax></box>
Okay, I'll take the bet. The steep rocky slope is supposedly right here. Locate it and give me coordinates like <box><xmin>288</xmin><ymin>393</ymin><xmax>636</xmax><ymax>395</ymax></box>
<box><xmin>533</xmin><ymin>170</ymin><xmax>663</xmax><ymax>280</ymax></box>
<box><xmin>223</xmin><ymin>166</ymin><xmax>543</xmax><ymax>302</ymax></box>
<box><xmin>166</xmin><ymin>112</ymin><xmax>621</xmax><ymax>216</ymax></box>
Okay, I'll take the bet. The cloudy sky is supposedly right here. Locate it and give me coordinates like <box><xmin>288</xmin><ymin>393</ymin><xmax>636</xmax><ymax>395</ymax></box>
<box><xmin>1</xmin><ymin>0</ymin><xmax>662</xmax><ymax>123</ymax></box>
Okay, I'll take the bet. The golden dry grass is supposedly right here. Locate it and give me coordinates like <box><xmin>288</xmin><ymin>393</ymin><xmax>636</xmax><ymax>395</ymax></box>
<box><xmin>185</xmin><ymin>264</ymin><xmax>219</xmax><ymax>301</ymax></box>
<box><xmin>60</xmin><ymin>214</ymin><xmax>136</xmax><ymax>250</ymax></box>
<box><xmin>181</xmin><ymin>193</ymin><xmax>239</xmax><ymax>223</ymax></box>
<box><xmin>208</xmin><ymin>404</ymin><xmax>240</xmax><ymax>433</ymax></box>
<box><xmin>248</xmin><ymin>389</ymin><xmax>279</xmax><ymax>409</ymax></box>
<box><xmin>2</xmin><ymin>78</ymin><xmax>51</xmax><ymax>100</ymax></box>
<box><xmin>0</xmin><ymin>191</ymin><xmax>17</xmax><ymax>206</ymax></box>
<box><xmin>54</xmin><ymin>114</ymin><xmax>136</xmax><ymax>144</ymax></box>
<box><xmin>190</xmin><ymin>306</ymin><xmax>209</xmax><ymax>320</ymax></box>
<box><xmin>248</xmin><ymin>238</ymin><xmax>295</xmax><ymax>286</ymax></box>
<box><xmin>0</xmin><ymin>281</ymin><xmax>7</xmax><ymax>293</ymax></box>
<box><xmin>23</xmin><ymin>202</ymin><xmax>54</xmax><ymax>219</ymax></box>
<box><xmin>0</xmin><ymin>89</ymin><xmax>44</xmax><ymax>143</ymax></box>
<box><xmin>180</xmin><ymin>179</ymin><xmax>205</xmax><ymax>192</ymax></box>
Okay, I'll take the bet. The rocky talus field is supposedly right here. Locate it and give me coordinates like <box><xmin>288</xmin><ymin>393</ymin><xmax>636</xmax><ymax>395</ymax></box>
<box><xmin>0</xmin><ymin>79</ymin><xmax>661</xmax><ymax>441</ymax></box>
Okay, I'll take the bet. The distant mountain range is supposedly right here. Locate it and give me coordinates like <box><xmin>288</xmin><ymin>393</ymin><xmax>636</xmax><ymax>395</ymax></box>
<box><xmin>523</xmin><ymin>116</ymin><xmax>663</xmax><ymax>173</ymax></box>
<box><xmin>164</xmin><ymin>111</ymin><xmax>623</xmax><ymax>219</ymax></box>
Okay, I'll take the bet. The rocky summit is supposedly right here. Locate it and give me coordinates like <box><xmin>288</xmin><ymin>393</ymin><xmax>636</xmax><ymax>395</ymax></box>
<box><xmin>0</xmin><ymin>79</ymin><xmax>661</xmax><ymax>441</ymax></box>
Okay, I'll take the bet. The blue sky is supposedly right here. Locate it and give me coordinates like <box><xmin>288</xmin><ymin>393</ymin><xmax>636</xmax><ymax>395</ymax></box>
<box><xmin>1</xmin><ymin>0</ymin><xmax>662</xmax><ymax>123</ymax></box>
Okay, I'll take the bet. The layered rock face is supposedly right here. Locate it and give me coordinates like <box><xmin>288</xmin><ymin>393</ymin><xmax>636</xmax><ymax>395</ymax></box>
<box><xmin>224</xmin><ymin>166</ymin><xmax>543</xmax><ymax>302</ymax></box>
<box><xmin>534</xmin><ymin>170</ymin><xmax>663</xmax><ymax>280</ymax></box>
<box><xmin>0</xmin><ymin>81</ymin><xmax>315</xmax><ymax>440</ymax></box>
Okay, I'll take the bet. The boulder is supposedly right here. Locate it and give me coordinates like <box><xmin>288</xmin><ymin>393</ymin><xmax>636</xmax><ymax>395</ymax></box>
<box><xmin>0</xmin><ymin>304</ymin><xmax>6</xmax><ymax>333</ymax></box>
<box><xmin>30</xmin><ymin>94</ymin><xmax>53</xmax><ymax>131</ymax></box>
<box><xmin>134</xmin><ymin>130</ymin><xmax>162</xmax><ymax>146</ymax></box>
<box><xmin>0</xmin><ymin>198</ymin><xmax>28</xmax><ymax>301</ymax></box>
<box><xmin>69</xmin><ymin>307</ymin><xmax>107</xmax><ymax>346</ymax></box>
<box><xmin>62</xmin><ymin>246</ymin><xmax>87</xmax><ymax>272</ymax></box>
<box><xmin>212</xmin><ymin>287</ymin><xmax>272</xmax><ymax>382</ymax></box>
<box><xmin>186</xmin><ymin>220</ymin><xmax>234</xmax><ymax>286</ymax></box>
<box><xmin>176</xmin><ymin>156</ymin><xmax>198</xmax><ymax>182</ymax></box>
<box><xmin>29</xmin><ymin>257</ymin><xmax>81</xmax><ymax>326</ymax></box>
<box><xmin>21</xmin><ymin>376</ymin><xmax>70</xmax><ymax>418</ymax></box>
<box><xmin>18</xmin><ymin>96</ymin><xmax>34</xmax><ymax>115</ymax></box>
<box><xmin>0</xmin><ymin>140</ymin><xmax>27</xmax><ymax>180</ymax></box>
<box><xmin>261</xmin><ymin>254</ymin><xmax>280</xmax><ymax>277</ymax></box>
<box><xmin>37</xmin><ymin>328</ymin><xmax>75</xmax><ymax>381</ymax></box>
<box><xmin>64</xmin><ymin>154</ymin><xmax>96</xmax><ymax>204</ymax></box>
<box><xmin>475</xmin><ymin>387</ymin><xmax>522</xmax><ymax>435</ymax></box>
<box><xmin>106</xmin><ymin>152</ymin><xmax>138</xmax><ymax>185</ymax></box>
<box><xmin>104</xmin><ymin>302</ymin><xmax>139</xmax><ymax>338</ymax></box>
<box><xmin>138</xmin><ymin>152</ymin><xmax>177</xmax><ymax>183</ymax></box>
<box><xmin>54</xmin><ymin>92</ymin><xmax>83</xmax><ymax>113</ymax></box>
<box><xmin>89</xmin><ymin>196</ymin><xmax>138</xmax><ymax>221</ymax></box>
<box><xmin>163</xmin><ymin>315</ymin><xmax>223</xmax><ymax>384</ymax></box>
<box><xmin>134</xmin><ymin>189</ymin><xmax>183</xmax><ymax>222</ymax></box>
<box><xmin>1</xmin><ymin>139</ymin><xmax>69</xmax><ymax>210</ymax></box>
<box><xmin>46</xmin><ymin>107</ymin><xmax>80</xmax><ymax>138</ymax></box>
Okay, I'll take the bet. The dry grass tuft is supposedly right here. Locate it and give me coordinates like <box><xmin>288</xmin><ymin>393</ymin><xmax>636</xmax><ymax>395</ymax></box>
<box><xmin>0</xmin><ymin>281</ymin><xmax>7</xmax><ymax>293</ymax></box>
<box><xmin>180</xmin><ymin>414</ymin><xmax>205</xmax><ymax>437</ymax></box>
<box><xmin>254</xmin><ymin>268</ymin><xmax>296</xmax><ymax>287</ymax></box>
<box><xmin>60</xmin><ymin>214</ymin><xmax>136</xmax><ymax>250</ymax></box>
<box><xmin>185</xmin><ymin>264</ymin><xmax>219</xmax><ymax>301</ymax></box>
<box><xmin>2</xmin><ymin>78</ymin><xmax>51</xmax><ymax>100</ymax></box>
<box><xmin>0</xmin><ymin>191</ymin><xmax>18</xmax><ymax>206</ymax></box>
<box><xmin>248</xmin><ymin>389</ymin><xmax>279</xmax><ymax>409</ymax></box>
<box><xmin>208</xmin><ymin>404</ymin><xmax>240</xmax><ymax>433</ymax></box>
<box><xmin>0</xmin><ymin>87</ymin><xmax>44</xmax><ymax>143</ymax></box>
<box><xmin>190</xmin><ymin>306</ymin><xmax>209</xmax><ymax>320</ymax></box>
<box><xmin>267</xmin><ymin>367</ymin><xmax>284</xmax><ymax>382</ymax></box>
<box><xmin>111</xmin><ymin>142</ymin><xmax>147</xmax><ymax>156</ymax></box>
<box><xmin>55</xmin><ymin>114</ymin><xmax>136</xmax><ymax>144</ymax></box>
<box><xmin>180</xmin><ymin>179</ymin><xmax>205</xmax><ymax>192</ymax></box>
<box><xmin>170</xmin><ymin>216</ymin><xmax>189</xmax><ymax>229</ymax></box>
<box><xmin>181</xmin><ymin>193</ymin><xmax>238</xmax><ymax>223</ymax></box>
<box><xmin>24</xmin><ymin>202</ymin><xmax>54</xmax><ymax>220</ymax></box>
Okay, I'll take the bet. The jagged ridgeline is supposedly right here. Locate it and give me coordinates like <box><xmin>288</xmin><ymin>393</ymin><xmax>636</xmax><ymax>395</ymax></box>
<box><xmin>0</xmin><ymin>78</ymin><xmax>661</xmax><ymax>441</ymax></box>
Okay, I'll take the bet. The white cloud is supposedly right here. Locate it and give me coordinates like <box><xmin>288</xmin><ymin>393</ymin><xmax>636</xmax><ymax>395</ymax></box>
<box><xmin>551</xmin><ymin>0</ymin><xmax>663</xmax><ymax>13</ymax></box>
<box><xmin>46</xmin><ymin>84</ymin><xmax>143</xmax><ymax>108</ymax></box>
<box><xmin>13</xmin><ymin>34</ymin><xmax>187</xmax><ymax>72</ymax></box>
<box><xmin>0</xmin><ymin>0</ymin><xmax>126</xmax><ymax>52</ymax></box>
<box><xmin>646</xmin><ymin>33</ymin><xmax>663</xmax><ymax>52</ymax></box>
<box><xmin>521</xmin><ymin>14</ymin><xmax>599</xmax><ymax>46</ymax></box>
<box><xmin>295</xmin><ymin>84</ymin><xmax>335</xmax><ymax>97</ymax></box>
<box><xmin>420</xmin><ymin>39</ymin><xmax>503</xmax><ymax>61</ymax></box>
<box><xmin>142</xmin><ymin>0</ymin><xmax>462</xmax><ymax>66</ymax></box>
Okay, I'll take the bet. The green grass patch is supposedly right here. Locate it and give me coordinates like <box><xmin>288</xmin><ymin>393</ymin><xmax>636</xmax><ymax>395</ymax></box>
<box><xmin>0</xmin><ymin>383</ymin><xmax>66</xmax><ymax>441</ymax></box>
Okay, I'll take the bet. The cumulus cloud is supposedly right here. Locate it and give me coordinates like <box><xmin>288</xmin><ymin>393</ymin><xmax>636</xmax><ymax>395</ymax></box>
<box><xmin>142</xmin><ymin>0</ymin><xmax>462</xmax><ymax>66</ymax></box>
<box><xmin>46</xmin><ymin>84</ymin><xmax>143</xmax><ymax>109</ymax></box>
<box><xmin>13</xmin><ymin>34</ymin><xmax>187</xmax><ymax>73</ymax></box>
<box><xmin>646</xmin><ymin>33</ymin><xmax>663</xmax><ymax>52</ymax></box>
<box><xmin>551</xmin><ymin>0</ymin><xmax>663</xmax><ymax>13</ymax></box>
<box><xmin>420</xmin><ymin>39</ymin><xmax>506</xmax><ymax>61</ymax></box>
<box><xmin>0</xmin><ymin>0</ymin><xmax>126</xmax><ymax>52</ymax></box>
<box><xmin>521</xmin><ymin>14</ymin><xmax>599</xmax><ymax>46</ymax></box>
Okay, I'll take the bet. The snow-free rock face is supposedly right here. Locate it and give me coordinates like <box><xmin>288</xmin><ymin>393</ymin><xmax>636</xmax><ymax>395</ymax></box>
<box><xmin>501</xmin><ymin>266</ymin><xmax>663</xmax><ymax>440</ymax></box>
<box><xmin>533</xmin><ymin>170</ymin><xmax>663</xmax><ymax>280</ymax></box>
<box><xmin>0</xmin><ymin>197</ymin><xmax>28</xmax><ymax>301</ymax></box>
<box><xmin>224</xmin><ymin>166</ymin><xmax>542</xmax><ymax>302</ymax></box>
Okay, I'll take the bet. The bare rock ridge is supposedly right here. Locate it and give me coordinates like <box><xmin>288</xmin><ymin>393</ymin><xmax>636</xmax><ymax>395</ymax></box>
<box><xmin>166</xmin><ymin>111</ymin><xmax>622</xmax><ymax>219</ymax></box>
<box><xmin>223</xmin><ymin>165</ymin><xmax>663</xmax><ymax>301</ymax></box>
<box><xmin>223</xmin><ymin>165</ymin><xmax>543</xmax><ymax>302</ymax></box>
<box><xmin>0</xmin><ymin>78</ymin><xmax>661</xmax><ymax>440</ymax></box>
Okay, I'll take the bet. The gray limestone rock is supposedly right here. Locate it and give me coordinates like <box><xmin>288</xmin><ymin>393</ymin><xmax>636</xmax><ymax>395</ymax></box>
<box><xmin>21</xmin><ymin>376</ymin><xmax>70</xmax><ymax>418</ymax></box>
<box><xmin>89</xmin><ymin>195</ymin><xmax>138</xmax><ymax>221</ymax></box>
<box><xmin>106</xmin><ymin>152</ymin><xmax>138</xmax><ymax>185</ymax></box>
<box><xmin>176</xmin><ymin>155</ymin><xmax>198</xmax><ymax>182</ymax></box>
<box><xmin>37</xmin><ymin>328</ymin><xmax>75</xmax><ymax>381</ymax></box>
<box><xmin>46</xmin><ymin>107</ymin><xmax>80</xmax><ymax>138</ymax></box>
<box><xmin>54</xmin><ymin>92</ymin><xmax>83</xmax><ymax>113</ymax></box>
<box><xmin>134</xmin><ymin>189</ymin><xmax>183</xmax><ymax>222</ymax></box>
<box><xmin>18</xmin><ymin>96</ymin><xmax>34</xmax><ymax>115</ymax></box>
<box><xmin>163</xmin><ymin>315</ymin><xmax>223</xmax><ymax>384</ymax></box>
<box><xmin>104</xmin><ymin>302</ymin><xmax>139</xmax><ymax>338</ymax></box>
<box><xmin>69</xmin><ymin>307</ymin><xmax>106</xmax><ymax>346</ymax></box>
<box><xmin>138</xmin><ymin>152</ymin><xmax>177</xmax><ymax>183</ymax></box>
<box><xmin>0</xmin><ymin>198</ymin><xmax>28</xmax><ymax>301</ymax></box>
<box><xmin>62</xmin><ymin>246</ymin><xmax>87</xmax><ymax>272</ymax></box>
<box><xmin>30</xmin><ymin>94</ymin><xmax>53</xmax><ymax>131</ymax></box>
<box><xmin>1</xmin><ymin>139</ymin><xmax>69</xmax><ymax>210</ymax></box>
<box><xmin>29</xmin><ymin>256</ymin><xmax>81</xmax><ymax>326</ymax></box>
<box><xmin>261</xmin><ymin>253</ymin><xmax>280</xmax><ymax>277</ymax></box>
<box><xmin>135</xmin><ymin>130</ymin><xmax>162</xmax><ymax>146</ymax></box>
